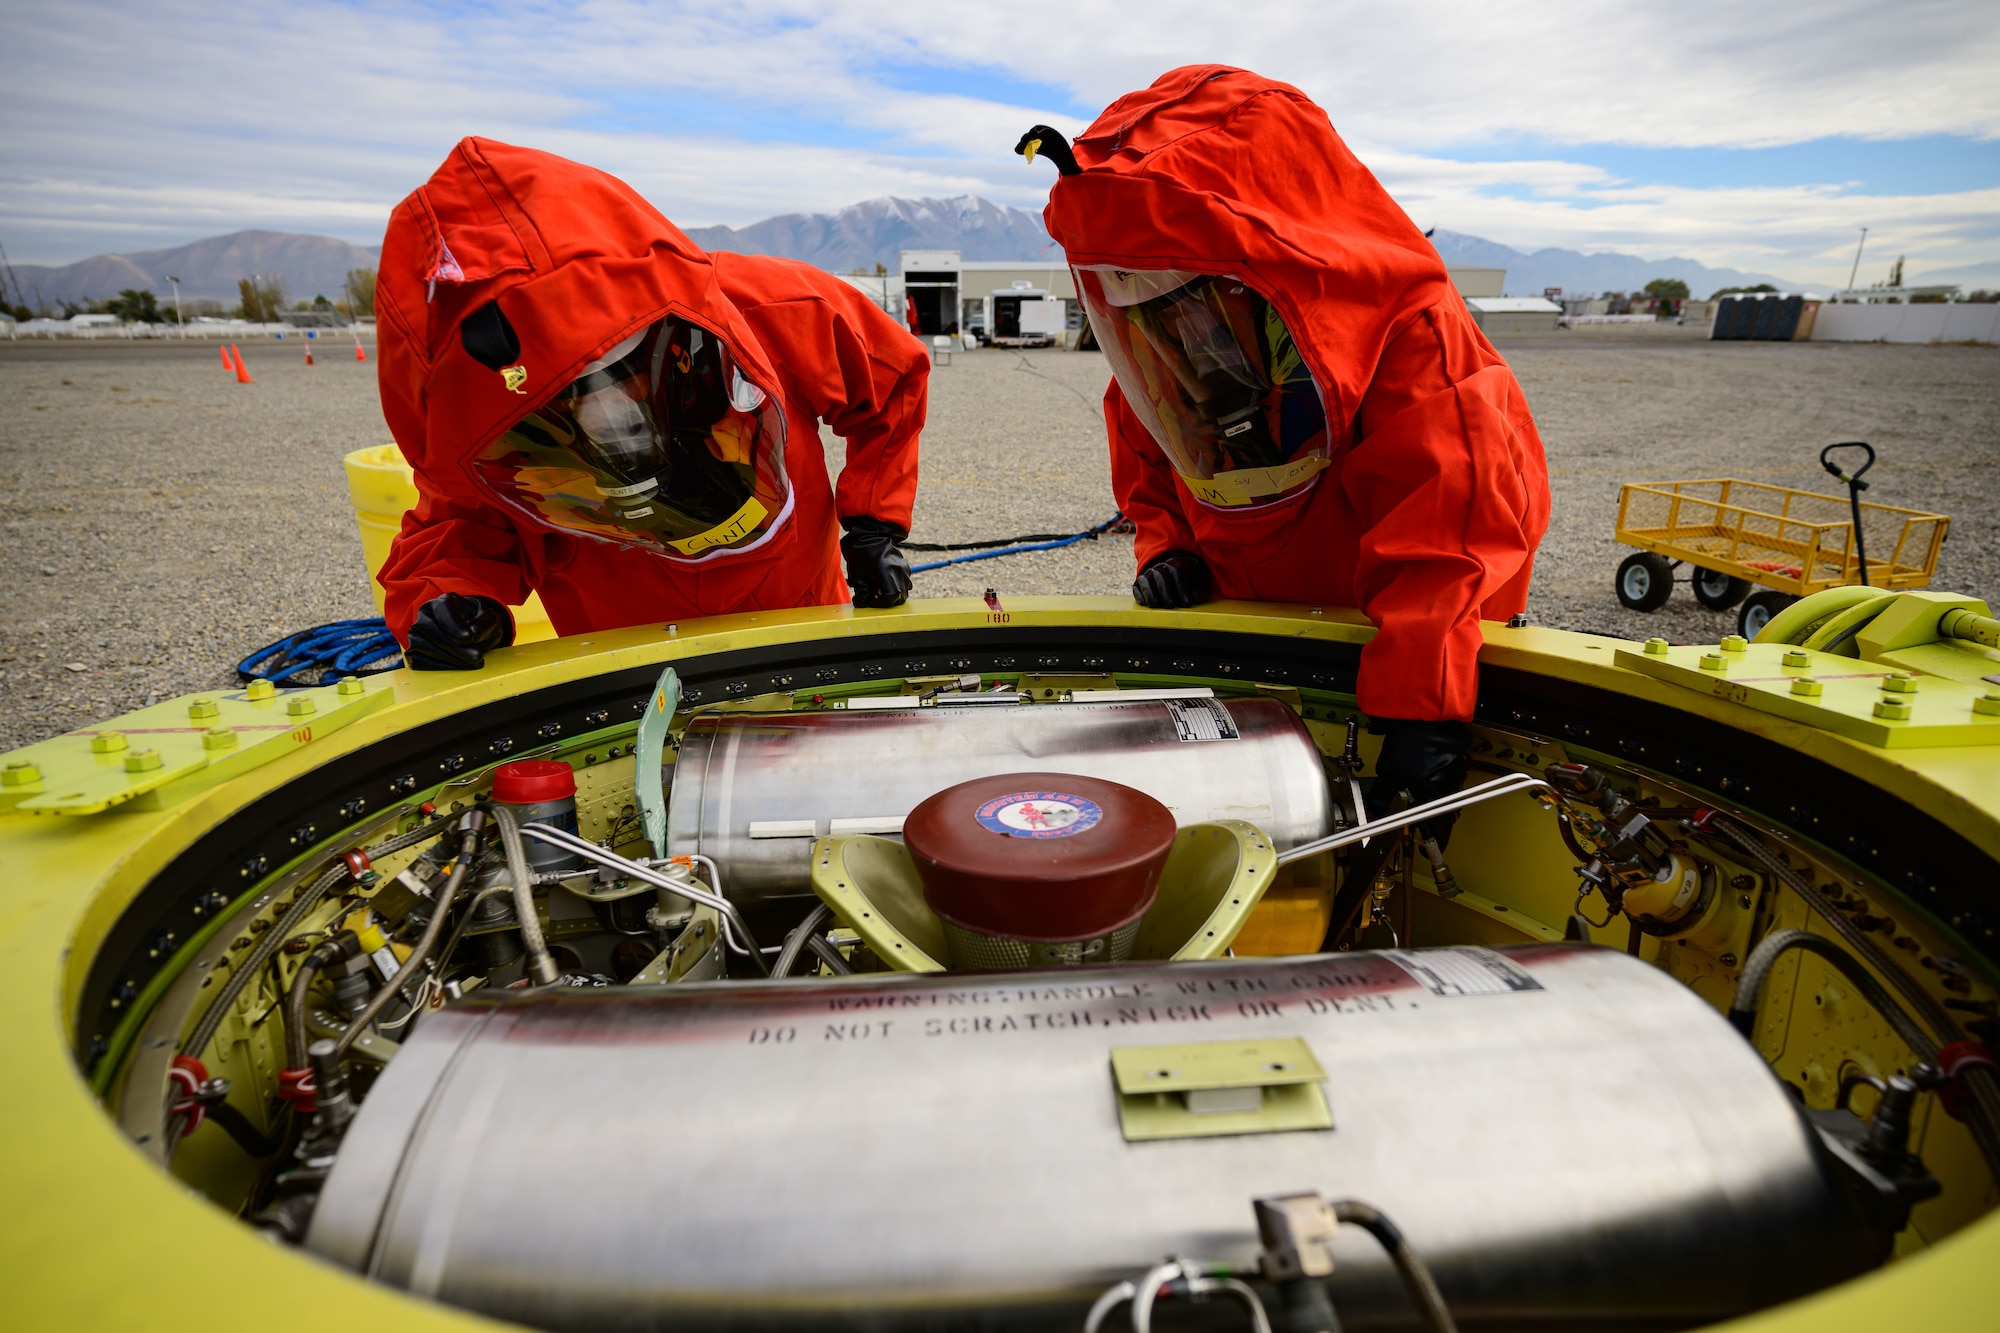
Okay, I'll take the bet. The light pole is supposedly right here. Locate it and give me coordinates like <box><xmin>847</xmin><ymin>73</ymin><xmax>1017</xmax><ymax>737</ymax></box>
<box><xmin>1845</xmin><ymin>228</ymin><xmax>1869</xmax><ymax>297</ymax></box>
<box><xmin>166</xmin><ymin>275</ymin><xmax>184</xmax><ymax>338</ymax></box>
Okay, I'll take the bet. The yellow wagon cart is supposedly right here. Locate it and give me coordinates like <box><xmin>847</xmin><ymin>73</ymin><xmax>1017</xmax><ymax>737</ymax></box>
<box><xmin>1614</xmin><ymin>442</ymin><xmax>1950</xmax><ymax>638</ymax></box>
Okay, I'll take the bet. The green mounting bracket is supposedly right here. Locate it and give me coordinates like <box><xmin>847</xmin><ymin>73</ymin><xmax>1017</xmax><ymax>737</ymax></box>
<box><xmin>635</xmin><ymin>665</ymin><xmax>681</xmax><ymax>856</ymax></box>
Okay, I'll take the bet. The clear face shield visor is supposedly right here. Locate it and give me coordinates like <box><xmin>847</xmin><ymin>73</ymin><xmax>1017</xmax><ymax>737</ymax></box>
<box><xmin>1076</xmin><ymin>267</ymin><xmax>1329</xmax><ymax>508</ymax></box>
<box><xmin>472</xmin><ymin>317</ymin><xmax>790</xmax><ymax>560</ymax></box>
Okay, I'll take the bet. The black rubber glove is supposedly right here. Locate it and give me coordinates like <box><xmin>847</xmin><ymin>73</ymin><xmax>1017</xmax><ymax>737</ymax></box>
<box><xmin>1132</xmin><ymin>550</ymin><xmax>1213</xmax><ymax>609</ymax></box>
<box><xmin>840</xmin><ymin>516</ymin><xmax>913</xmax><ymax>609</ymax></box>
<box><xmin>1369</xmin><ymin>718</ymin><xmax>1473</xmax><ymax>847</ymax></box>
<box><xmin>405</xmin><ymin>593</ymin><xmax>513</xmax><ymax>671</ymax></box>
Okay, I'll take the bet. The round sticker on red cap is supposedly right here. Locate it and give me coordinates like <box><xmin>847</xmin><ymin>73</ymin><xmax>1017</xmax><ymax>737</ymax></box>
<box><xmin>974</xmin><ymin>790</ymin><xmax>1102</xmax><ymax>839</ymax></box>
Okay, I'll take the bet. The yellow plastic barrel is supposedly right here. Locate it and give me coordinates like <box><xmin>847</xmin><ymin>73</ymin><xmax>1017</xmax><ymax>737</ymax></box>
<box><xmin>342</xmin><ymin>445</ymin><xmax>556</xmax><ymax>643</ymax></box>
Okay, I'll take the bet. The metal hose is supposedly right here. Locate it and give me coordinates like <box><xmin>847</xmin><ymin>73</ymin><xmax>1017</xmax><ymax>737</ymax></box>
<box><xmin>1330</xmin><ymin>1200</ymin><xmax>1457</xmax><ymax>1333</ymax></box>
<box><xmin>366</xmin><ymin>814</ymin><xmax>454</xmax><ymax>860</ymax></box>
<box><xmin>283</xmin><ymin>941</ymin><xmax>336</xmax><ymax>1071</ymax></box>
<box><xmin>331</xmin><ymin>821</ymin><xmax>483</xmax><ymax>1059</ymax></box>
<box><xmin>1731</xmin><ymin>929</ymin><xmax>1936</xmax><ymax>1061</ymax></box>
<box><xmin>185</xmin><ymin>815</ymin><xmax>452</xmax><ymax>1062</ymax></box>
<box><xmin>180</xmin><ymin>861</ymin><xmax>348</xmax><ymax>1062</ymax></box>
<box><xmin>773</xmin><ymin>904</ymin><xmax>833</xmax><ymax>979</ymax></box>
<box><xmin>429</xmin><ymin>884</ymin><xmax>514</xmax><ymax>985</ymax></box>
<box><xmin>1703</xmin><ymin>815</ymin><xmax>2000</xmax><ymax>1178</ymax></box>
<box><xmin>806</xmin><ymin>934</ymin><xmax>854</xmax><ymax>976</ymax></box>
<box><xmin>492</xmin><ymin>804</ymin><xmax>560</xmax><ymax>986</ymax></box>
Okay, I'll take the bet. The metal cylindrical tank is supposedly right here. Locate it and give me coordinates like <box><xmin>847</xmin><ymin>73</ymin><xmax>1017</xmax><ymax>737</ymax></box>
<box><xmin>307</xmin><ymin>946</ymin><xmax>1874</xmax><ymax>1330</ymax></box>
<box><xmin>664</xmin><ymin>697</ymin><xmax>1332</xmax><ymax>912</ymax></box>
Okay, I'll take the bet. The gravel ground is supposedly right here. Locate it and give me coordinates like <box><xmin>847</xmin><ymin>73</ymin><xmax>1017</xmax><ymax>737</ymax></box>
<box><xmin>1503</xmin><ymin>336</ymin><xmax>1999</xmax><ymax>641</ymax></box>
<box><xmin>3</xmin><ymin>333</ymin><xmax>1995</xmax><ymax>752</ymax></box>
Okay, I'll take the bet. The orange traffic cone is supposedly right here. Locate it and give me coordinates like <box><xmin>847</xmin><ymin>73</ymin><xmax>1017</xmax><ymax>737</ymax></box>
<box><xmin>220</xmin><ymin>344</ymin><xmax>231</xmax><ymax>371</ymax></box>
<box><xmin>353</xmin><ymin>336</ymin><xmax>367</xmax><ymax>363</ymax></box>
<box><xmin>304</xmin><ymin>341</ymin><xmax>314</xmax><ymax>366</ymax></box>
<box><xmin>231</xmin><ymin>345</ymin><xmax>254</xmax><ymax>384</ymax></box>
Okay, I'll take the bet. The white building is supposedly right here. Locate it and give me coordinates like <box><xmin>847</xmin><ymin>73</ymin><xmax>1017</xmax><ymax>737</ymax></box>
<box><xmin>859</xmin><ymin>253</ymin><xmax>1526</xmax><ymax>346</ymax></box>
<box><xmin>895</xmin><ymin>250</ymin><xmax>1077</xmax><ymax>345</ymax></box>
<box><xmin>1446</xmin><ymin>267</ymin><xmax>1505</xmax><ymax>298</ymax></box>
<box><xmin>1464</xmin><ymin>296</ymin><xmax>1562</xmax><ymax>334</ymax></box>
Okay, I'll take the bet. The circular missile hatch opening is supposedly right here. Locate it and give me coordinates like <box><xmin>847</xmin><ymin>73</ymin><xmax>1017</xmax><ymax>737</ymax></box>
<box><xmin>72</xmin><ymin>620</ymin><xmax>2000</xmax><ymax>1333</ymax></box>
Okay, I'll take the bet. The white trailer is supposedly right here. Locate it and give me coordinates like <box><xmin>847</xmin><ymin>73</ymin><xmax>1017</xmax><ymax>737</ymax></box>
<box><xmin>987</xmin><ymin>283</ymin><xmax>1064</xmax><ymax>347</ymax></box>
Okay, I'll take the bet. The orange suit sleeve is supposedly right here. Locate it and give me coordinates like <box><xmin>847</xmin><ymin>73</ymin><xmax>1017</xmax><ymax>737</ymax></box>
<box><xmin>1340</xmin><ymin>303</ymin><xmax>1549</xmax><ymax>721</ymax></box>
<box><xmin>752</xmin><ymin>272</ymin><xmax>928</xmax><ymax>534</ymax></box>
<box><xmin>1106</xmin><ymin>380</ymin><xmax>1199</xmax><ymax>571</ymax></box>
<box><xmin>377</xmin><ymin>484</ymin><xmax>537</xmax><ymax>643</ymax></box>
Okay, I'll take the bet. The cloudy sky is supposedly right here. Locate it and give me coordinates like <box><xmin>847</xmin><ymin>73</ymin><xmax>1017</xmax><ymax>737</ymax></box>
<box><xmin>4</xmin><ymin>0</ymin><xmax>1996</xmax><ymax>286</ymax></box>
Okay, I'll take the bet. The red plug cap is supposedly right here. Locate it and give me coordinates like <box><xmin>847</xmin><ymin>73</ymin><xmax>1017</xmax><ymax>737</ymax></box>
<box><xmin>491</xmin><ymin>760</ymin><xmax>577</xmax><ymax>804</ymax></box>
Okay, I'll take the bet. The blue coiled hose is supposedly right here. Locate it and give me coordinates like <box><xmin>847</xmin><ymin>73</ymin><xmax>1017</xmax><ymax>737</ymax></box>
<box><xmin>237</xmin><ymin>617</ymin><xmax>402</xmax><ymax>686</ymax></box>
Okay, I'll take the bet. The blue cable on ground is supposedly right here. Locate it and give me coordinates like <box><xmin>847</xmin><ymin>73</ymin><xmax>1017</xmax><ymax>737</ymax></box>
<box><xmin>237</xmin><ymin>617</ymin><xmax>403</xmax><ymax>687</ymax></box>
<box><xmin>910</xmin><ymin>514</ymin><xmax>1126</xmax><ymax>573</ymax></box>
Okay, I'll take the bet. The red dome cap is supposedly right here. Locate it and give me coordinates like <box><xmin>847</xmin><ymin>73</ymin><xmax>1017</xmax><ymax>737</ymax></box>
<box><xmin>905</xmin><ymin>771</ymin><xmax>1175</xmax><ymax>942</ymax></box>
<box><xmin>490</xmin><ymin>760</ymin><xmax>577</xmax><ymax>804</ymax></box>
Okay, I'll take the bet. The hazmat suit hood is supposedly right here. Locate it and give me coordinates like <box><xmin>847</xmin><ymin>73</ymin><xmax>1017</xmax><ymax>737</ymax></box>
<box><xmin>1043</xmin><ymin>66</ymin><xmax>1453</xmax><ymax>482</ymax></box>
<box><xmin>1037</xmin><ymin>67</ymin><xmax>1549</xmax><ymax>723</ymax></box>
<box><xmin>377</xmin><ymin>137</ymin><xmax>793</xmax><ymax>563</ymax></box>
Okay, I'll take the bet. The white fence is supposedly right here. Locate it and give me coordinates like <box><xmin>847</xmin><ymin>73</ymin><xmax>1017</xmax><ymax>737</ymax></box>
<box><xmin>4</xmin><ymin>320</ymin><xmax>376</xmax><ymax>341</ymax></box>
<box><xmin>1811</xmin><ymin>303</ymin><xmax>2000</xmax><ymax>346</ymax></box>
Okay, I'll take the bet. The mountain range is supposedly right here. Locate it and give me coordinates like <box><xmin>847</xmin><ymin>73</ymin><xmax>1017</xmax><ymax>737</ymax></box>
<box><xmin>23</xmin><ymin>197</ymin><xmax>1966</xmax><ymax>310</ymax></box>
<box><xmin>682</xmin><ymin>195</ymin><xmax>1060</xmax><ymax>273</ymax></box>
<box><xmin>1427</xmin><ymin>230</ymin><xmax>1797</xmax><ymax>298</ymax></box>
<box><xmin>8</xmin><ymin>230</ymin><xmax>382</xmax><ymax>307</ymax></box>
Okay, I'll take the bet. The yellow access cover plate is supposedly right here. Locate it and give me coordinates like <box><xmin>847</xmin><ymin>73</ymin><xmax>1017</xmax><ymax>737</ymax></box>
<box><xmin>1112</xmin><ymin>1037</ymin><xmax>1331</xmax><ymax>1141</ymax></box>
<box><xmin>1616</xmin><ymin>641</ymin><xmax>2000</xmax><ymax>749</ymax></box>
<box><xmin>0</xmin><ymin>678</ymin><xmax>393</xmax><ymax>815</ymax></box>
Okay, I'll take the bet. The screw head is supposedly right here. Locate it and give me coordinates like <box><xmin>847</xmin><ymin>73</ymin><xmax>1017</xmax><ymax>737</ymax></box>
<box><xmin>245</xmin><ymin>679</ymin><xmax>276</xmax><ymax>701</ymax></box>
<box><xmin>202</xmin><ymin>727</ymin><xmax>237</xmax><ymax>751</ymax></box>
<box><xmin>90</xmin><ymin>731</ymin><xmax>128</xmax><ymax>753</ymax></box>
<box><xmin>1720</xmin><ymin>635</ymin><xmax>1748</xmax><ymax>653</ymax></box>
<box><xmin>2</xmin><ymin>760</ymin><xmax>42</xmax><ymax>787</ymax></box>
<box><xmin>1781</xmin><ymin>649</ymin><xmax>1812</xmax><ymax>668</ymax></box>
<box><xmin>1873</xmin><ymin>698</ymin><xmax>1912</xmax><ymax>720</ymax></box>
<box><xmin>124</xmin><ymin>748</ymin><xmax>164</xmax><ymax>773</ymax></box>
<box><xmin>1791</xmin><ymin>677</ymin><xmax>1823</xmax><ymax>697</ymax></box>
<box><xmin>336</xmin><ymin>675</ymin><xmax>365</xmax><ymax>696</ymax></box>
<box><xmin>1699</xmin><ymin>652</ymin><xmax>1729</xmax><ymax>672</ymax></box>
<box><xmin>1975</xmin><ymin>693</ymin><xmax>2000</xmax><ymax>717</ymax></box>
<box><xmin>1644</xmin><ymin>637</ymin><xmax>1670</xmax><ymax>656</ymax></box>
<box><xmin>286</xmin><ymin>696</ymin><xmax>317</xmax><ymax>717</ymax></box>
<box><xmin>187</xmin><ymin>698</ymin><xmax>220</xmax><ymax>720</ymax></box>
<box><xmin>1881</xmin><ymin>673</ymin><xmax>1919</xmax><ymax>694</ymax></box>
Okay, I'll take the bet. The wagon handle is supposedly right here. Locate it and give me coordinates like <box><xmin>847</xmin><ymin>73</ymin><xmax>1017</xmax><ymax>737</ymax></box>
<box><xmin>1820</xmin><ymin>441</ymin><xmax>1876</xmax><ymax>587</ymax></box>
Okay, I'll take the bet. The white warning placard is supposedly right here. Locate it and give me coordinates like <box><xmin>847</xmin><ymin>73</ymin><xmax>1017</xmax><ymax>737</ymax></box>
<box><xmin>1165</xmin><ymin>697</ymin><xmax>1239</xmax><ymax>742</ymax></box>
<box><xmin>1383</xmin><ymin>948</ymin><xmax>1544</xmax><ymax>996</ymax></box>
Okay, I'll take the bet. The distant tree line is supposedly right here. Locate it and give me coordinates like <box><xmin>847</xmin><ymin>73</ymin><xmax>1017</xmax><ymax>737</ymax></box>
<box><xmin>0</xmin><ymin>265</ymin><xmax>379</xmax><ymax>324</ymax></box>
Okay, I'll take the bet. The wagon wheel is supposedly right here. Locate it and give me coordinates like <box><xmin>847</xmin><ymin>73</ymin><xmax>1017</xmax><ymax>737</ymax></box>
<box><xmin>1738</xmin><ymin>590</ymin><xmax>1798</xmax><ymax>640</ymax></box>
<box><xmin>1690</xmin><ymin>566</ymin><xmax>1751</xmax><ymax>610</ymax></box>
<box><xmin>1615</xmin><ymin>552</ymin><xmax>1674</xmax><ymax>611</ymax></box>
